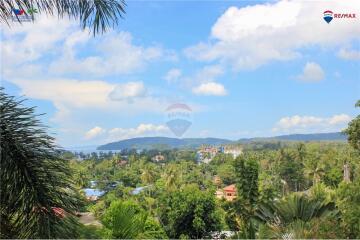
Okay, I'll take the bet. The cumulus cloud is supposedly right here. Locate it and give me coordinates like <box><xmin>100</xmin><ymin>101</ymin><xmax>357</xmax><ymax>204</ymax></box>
<box><xmin>1</xmin><ymin>14</ymin><xmax>173</xmax><ymax>81</ymax></box>
<box><xmin>109</xmin><ymin>82</ymin><xmax>147</xmax><ymax>102</ymax></box>
<box><xmin>12</xmin><ymin>78</ymin><xmax>114</xmax><ymax>108</ymax></box>
<box><xmin>163</xmin><ymin>68</ymin><xmax>182</xmax><ymax>83</ymax></box>
<box><xmin>179</xmin><ymin>65</ymin><xmax>225</xmax><ymax>93</ymax></box>
<box><xmin>1</xmin><ymin>15</ymin><xmax>76</xmax><ymax>67</ymax></box>
<box><xmin>185</xmin><ymin>0</ymin><xmax>360</xmax><ymax>70</ymax></box>
<box><xmin>107</xmin><ymin>124</ymin><xmax>169</xmax><ymax>141</ymax></box>
<box><xmin>192</xmin><ymin>82</ymin><xmax>227</xmax><ymax>96</ymax></box>
<box><xmin>84</xmin><ymin>124</ymin><xmax>169</xmax><ymax>142</ymax></box>
<box><xmin>85</xmin><ymin>126</ymin><xmax>105</xmax><ymax>140</ymax></box>
<box><xmin>297</xmin><ymin>62</ymin><xmax>325</xmax><ymax>82</ymax></box>
<box><xmin>49</xmin><ymin>32</ymin><xmax>164</xmax><ymax>77</ymax></box>
<box><xmin>9</xmin><ymin>78</ymin><xmax>166</xmax><ymax>124</ymax></box>
<box><xmin>337</xmin><ymin>48</ymin><xmax>360</xmax><ymax>60</ymax></box>
<box><xmin>272</xmin><ymin>114</ymin><xmax>352</xmax><ymax>133</ymax></box>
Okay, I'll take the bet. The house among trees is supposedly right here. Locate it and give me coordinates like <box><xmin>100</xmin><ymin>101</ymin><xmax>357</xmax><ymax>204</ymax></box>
<box><xmin>152</xmin><ymin>153</ymin><xmax>165</xmax><ymax>162</ymax></box>
<box><xmin>196</xmin><ymin>145</ymin><xmax>224</xmax><ymax>164</ymax></box>
<box><xmin>224</xmin><ymin>146</ymin><xmax>243</xmax><ymax>158</ymax></box>
<box><xmin>215</xmin><ymin>184</ymin><xmax>237</xmax><ymax>201</ymax></box>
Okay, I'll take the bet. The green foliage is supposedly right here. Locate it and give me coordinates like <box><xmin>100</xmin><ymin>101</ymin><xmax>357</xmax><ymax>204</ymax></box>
<box><xmin>102</xmin><ymin>200</ymin><xmax>166</xmax><ymax>239</ymax></box>
<box><xmin>0</xmin><ymin>89</ymin><xmax>80</xmax><ymax>238</ymax></box>
<box><xmin>336</xmin><ymin>180</ymin><xmax>360</xmax><ymax>238</ymax></box>
<box><xmin>343</xmin><ymin>100</ymin><xmax>360</xmax><ymax>151</ymax></box>
<box><xmin>256</xmin><ymin>194</ymin><xmax>339</xmax><ymax>238</ymax></box>
<box><xmin>234</xmin><ymin>154</ymin><xmax>259</xmax><ymax>205</ymax></box>
<box><xmin>159</xmin><ymin>185</ymin><xmax>221</xmax><ymax>238</ymax></box>
<box><xmin>76</xmin><ymin>224</ymin><xmax>103</xmax><ymax>239</ymax></box>
<box><xmin>216</xmin><ymin>161</ymin><xmax>236</xmax><ymax>186</ymax></box>
<box><xmin>323</xmin><ymin>167</ymin><xmax>343</xmax><ymax>187</ymax></box>
<box><xmin>277</xmin><ymin>149</ymin><xmax>306</xmax><ymax>191</ymax></box>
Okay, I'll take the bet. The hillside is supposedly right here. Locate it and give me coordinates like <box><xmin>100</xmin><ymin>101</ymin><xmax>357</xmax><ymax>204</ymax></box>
<box><xmin>239</xmin><ymin>132</ymin><xmax>347</xmax><ymax>143</ymax></box>
<box><xmin>97</xmin><ymin>137</ymin><xmax>232</xmax><ymax>150</ymax></box>
<box><xmin>97</xmin><ymin>132</ymin><xmax>346</xmax><ymax>150</ymax></box>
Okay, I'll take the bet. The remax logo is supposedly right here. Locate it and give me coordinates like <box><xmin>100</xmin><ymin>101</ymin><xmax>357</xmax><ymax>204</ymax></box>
<box><xmin>13</xmin><ymin>9</ymin><xmax>25</xmax><ymax>16</ymax></box>
<box><xmin>323</xmin><ymin>10</ymin><xmax>356</xmax><ymax>24</ymax></box>
<box><xmin>11</xmin><ymin>7</ymin><xmax>38</xmax><ymax>22</ymax></box>
<box><xmin>323</xmin><ymin>10</ymin><xmax>333</xmax><ymax>23</ymax></box>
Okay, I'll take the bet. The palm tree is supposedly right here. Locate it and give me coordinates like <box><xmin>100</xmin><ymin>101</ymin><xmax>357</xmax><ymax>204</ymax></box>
<box><xmin>102</xmin><ymin>200</ymin><xmax>147</xmax><ymax>239</ymax></box>
<box><xmin>0</xmin><ymin>89</ymin><xmax>80</xmax><ymax>238</ymax></box>
<box><xmin>163</xmin><ymin>164</ymin><xmax>178</xmax><ymax>191</ymax></box>
<box><xmin>296</xmin><ymin>143</ymin><xmax>306</xmax><ymax>162</ymax></box>
<box><xmin>1</xmin><ymin>0</ymin><xmax>126</xmax><ymax>35</ymax></box>
<box><xmin>140</xmin><ymin>165</ymin><xmax>155</xmax><ymax>196</ymax></box>
<box><xmin>305</xmin><ymin>166</ymin><xmax>325</xmax><ymax>185</ymax></box>
<box><xmin>255</xmin><ymin>194</ymin><xmax>338</xmax><ymax>239</ymax></box>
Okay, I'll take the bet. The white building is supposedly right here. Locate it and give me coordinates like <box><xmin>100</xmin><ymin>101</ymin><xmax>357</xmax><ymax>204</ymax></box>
<box><xmin>224</xmin><ymin>147</ymin><xmax>243</xmax><ymax>159</ymax></box>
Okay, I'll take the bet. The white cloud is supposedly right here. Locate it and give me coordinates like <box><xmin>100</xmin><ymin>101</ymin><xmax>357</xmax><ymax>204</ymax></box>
<box><xmin>12</xmin><ymin>78</ymin><xmax>114</xmax><ymax>108</ymax></box>
<box><xmin>164</xmin><ymin>68</ymin><xmax>182</xmax><ymax>83</ymax></box>
<box><xmin>109</xmin><ymin>82</ymin><xmax>146</xmax><ymax>102</ymax></box>
<box><xmin>272</xmin><ymin>114</ymin><xmax>352</xmax><ymax>133</ymax></box>
<box><xmin>1</xmin><ymin>15</ymin><xmax>172</xmax><ymax>81</ymax></box>
<box><xmin>185</xmin><ymin>0</ymin><xmax>360</xmax><ymax>70</ymax></box>
<box><xmin>338</xmin><ymin>48</ymin><xmax>360</xmax><ymax>60</ymax></box>
<box><xmin>49</xmin><ymin>32</ymin><xmax>165</xmax><ymax>77</ymax></box>
<box><xmin>180</xmin><ymin>65</ymin><xmax>224</xmax><ymax>88</ymax></box>
<box><xmin>84</xmin><ymin>123</ymin><xmax>169</xmax><ymax>142</ymax></box>
<box><xmin>297</xmin><ymin>62</ymin><xmax>325</xmax><ymax>82</ymax></box>
<box><xmin>192</xmin><ymin>82</ymin><xmax>227</xmax><ymax>96</ymax></box>
<box><xmin>1</xmin><ymin>15</ymin><xmax>76</xmax><ymax>68</ymax></box>
<box><xmin>85</xmin><ymin>126</ymin><xmax>105</xmax><ymax>140</ymax></box>
<box><xmin>9</xmin><ymin>78</ymin><xmax>166</xmax><ymax>124</ymax></box>
<box><xmin>107</xmin><ymin>124</ymin><xmax>169</xmax><ymax>141</ymax></box>
<box><xmin>328</xmin><ymin>114</ymin><xmax>352</xmax><ymax>125</ymax></box>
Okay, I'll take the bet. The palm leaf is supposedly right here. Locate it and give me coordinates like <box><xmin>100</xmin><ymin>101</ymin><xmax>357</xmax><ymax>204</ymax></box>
<box><xmin>0</xmin><ymin>88</ymin><xmax>81</xmax><ymax>238</ymax></box>
<box><xmin>0</xmin><ymin>0</ymin><xmax>126</xmax><ymax>35</ymax></box>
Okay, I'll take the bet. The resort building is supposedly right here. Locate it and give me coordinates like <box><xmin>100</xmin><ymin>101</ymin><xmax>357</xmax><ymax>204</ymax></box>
<box><xmin>152</xmin><ymin>153</ymin><xmax>165</xmax><ymax>162</ymax></box>
<box><xmin>196</xmin><ymin>145</ymin><xmax>224</xmax><ymax>164</ymax></box>
<box><xmin>224</xmin><ymin>146</ymin><xmax>243</xmax><ymax>159</ymax></box>
<box><xmin>215</xmin><ymin>184</ymin><xmax>237</xmax><ymax>201</ymax></box>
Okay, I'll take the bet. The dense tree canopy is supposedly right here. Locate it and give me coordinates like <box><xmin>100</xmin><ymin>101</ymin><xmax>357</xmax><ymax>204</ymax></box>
<box><xmin>343</xmin><ymin>100</ymin><xmax>360</xmax><ymax>151</ymax></box>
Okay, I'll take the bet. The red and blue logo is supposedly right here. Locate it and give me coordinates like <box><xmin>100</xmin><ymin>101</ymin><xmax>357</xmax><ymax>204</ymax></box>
<box><xmin>323</xmin><ymin>10</ymin><xmax>333</xmax><ymax>23</ymax></box>
<box><xmin>13</xmin><ymin>9</ymin><xmax>25</xmax><ymax>15</ymax></box>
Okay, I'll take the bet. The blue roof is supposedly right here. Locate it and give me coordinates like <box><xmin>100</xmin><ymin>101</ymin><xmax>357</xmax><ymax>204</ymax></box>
<box><xmin>83</xmin><ymin>188</ymin><xmax>105</xmax><ymax>197</ymax></box>
<box><xmin>131</xmin><ymin>186</ymin><xmax>148</xmax><ymax>195</ymax></box>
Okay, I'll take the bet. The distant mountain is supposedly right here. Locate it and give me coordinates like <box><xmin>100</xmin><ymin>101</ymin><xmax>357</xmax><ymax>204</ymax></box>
<box><xmin>239</xmin><ymin>132</ymin><xmax>347</xmax><ymax>142</ymax></box>
<box><xmin>97</xmin><ymin>132</ymin><xmax>346</xmax><ymax>150</ymax></box>
<box><xmin>65</xmin><ymin>145</ymin><xmax>98</xmax><ymax>151</ymax></box>
<box><xmin>97</xmin><ymin>137</ymin><xmax>232</xmax><ymax>150</ymax></box>
<box><xmin>272</xmin><ymin>132</ymin><xmax>346</xmax><ymax>141</ymax></box>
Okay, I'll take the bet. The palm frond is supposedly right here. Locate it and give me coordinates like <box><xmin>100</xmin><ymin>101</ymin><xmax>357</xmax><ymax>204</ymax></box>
<box><xmin>0</xmin><ymin>88</ymin><xmax>81</xmax><ymax>238</ymax></box>
<box><xmin>0</xmin><ymin>0</ymin><xmax>126</xmax><ymax>35</ymax></box>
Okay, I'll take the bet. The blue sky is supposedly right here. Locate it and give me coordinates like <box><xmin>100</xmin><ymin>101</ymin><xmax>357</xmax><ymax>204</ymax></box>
<box><xmin>1</xmin><ymin>0</ymin><xmax>359</xmax><ymax>147</ymax></box>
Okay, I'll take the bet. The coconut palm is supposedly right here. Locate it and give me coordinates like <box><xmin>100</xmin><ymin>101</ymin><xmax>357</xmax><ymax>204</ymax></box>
<box><xmin>102</xmin><ymin>200</ymin><xmax>147</xmax><ymax>239</ymax></box>
<box><xmin>1</xmin><ymin>0</ymin><xmax>126</xmax><ymax>35</ymax></box>
<box><xmin>163</xmin><ymin>164</ymin><xmax>178</xmax><ymax>191</ymax></box>
<box><xmin>0</xmin><ymin>89</ymin><xmax>80</xmax><ymax>238</ymax></box>
<box><xmin>305</xmin><ymin>166</ymin><xmax>325</xmax><ymax>185</ymax></box>
<box><xmin>255</xmin><ymin>194</ymin><xmax>338</xmax><ymax>239</ymax></box>
<box><xmin>141</xmin><ymin>165</ymin><xmax>156</xmax><ymax>196</ymax></box>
